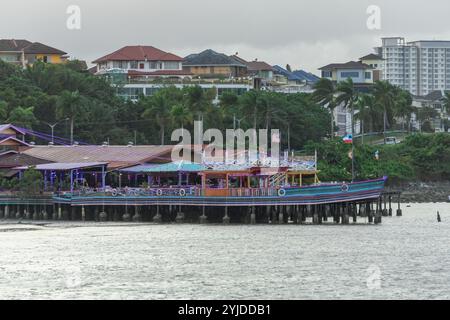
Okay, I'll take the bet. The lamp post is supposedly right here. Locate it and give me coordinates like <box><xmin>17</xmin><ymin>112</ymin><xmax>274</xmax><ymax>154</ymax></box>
<box><xmin>43</xmin><ymin>118</ymin><xmax>69</xmax><ymax>144</ymax></box>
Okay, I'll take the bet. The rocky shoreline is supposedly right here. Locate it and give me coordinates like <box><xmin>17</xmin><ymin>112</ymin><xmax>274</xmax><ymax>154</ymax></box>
<box><xmin>388</xmin><ymin>181</ymin><xmax>450</xmax><ymax>203</ymax></box>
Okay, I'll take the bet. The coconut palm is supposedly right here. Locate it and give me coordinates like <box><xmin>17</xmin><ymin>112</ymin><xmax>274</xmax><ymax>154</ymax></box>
<box><xmin>373</xmin><ymin>81</ymin><xmax>396</xmax><ymax>142</ymax></box>
<box><xmin>312</xmin><ymin>78</ymin><xmax>337</xmax><ymax>137</ymax></box>
<box><xmin>354</xmin><ymin>94</ymin><xmax>375</xmax><ymax>139</ymax></box>
<box><xmin>393</xmin><ymin>88</ymin><xmax>414</xmax><ymax>132</ymax></box>
<box><xmin>442</xmin><ymin>91</ymin><xmax>450</xmax><ymax>115</ymax></box>
<box><xmin>141</xmin><ymin>92</ymin><xmax>171</xmax><ymax>145</ymax></box>
<box><xmin>170</xmin><ymin>103</ymin><xmax>193</xmax><ymax>129</ymax></box>
<box><xmin>335</xmin><ymin>78</ymin><xmax>358</xmax><ymax>135</ymax></box>
<box><xmin>56</xmin><ymin>90</ymin><xmax>83</xmax><ymax>144</ymax></box>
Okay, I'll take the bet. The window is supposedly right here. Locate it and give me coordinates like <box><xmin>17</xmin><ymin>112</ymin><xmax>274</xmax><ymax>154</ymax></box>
<box><xmin>149</xmin><ymin>62</ymin><xmax>161</xmax><ymax>69</ymax></box>
<box><xmin>139</xmin><ymin>63</ymin><xmax>145</xmax><ymax>69</ymax></box>
<box><xmin>113</xmin><ymin>61</ymin><xmax>127</xmax><ymax>69</ymax></box>
<box><xmin>365</xmin><ymin>72</ymin><xmax>372</xmax><ymax>79</ymax></box>
<box><xmin>164</xmin><ymin>61</ymin><xmax>180</xmax><ymax>70</ymax></box>
<box><xmin>321</xmin><ymin>71</ymin><xmax>332</xmax><ymax>78</ymax></box>
<box><xmin>130</xmin><ymin>61</ymin><xmax>138</xmax><ymax>69</ymax></box>
<box><xmin>340</xmin><ymin>71</ymin><xmax>359</xmax><ymax>78</ymax></box>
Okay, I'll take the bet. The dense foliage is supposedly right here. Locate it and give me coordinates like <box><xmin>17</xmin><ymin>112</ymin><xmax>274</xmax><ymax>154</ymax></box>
<box><xmin>0</xmin><ymin>60</ymin><xmax>330</xmax><ymax>150</ymax></box>
<box><xmin>306</xmin><ymin>133</ymin><xmax>450</xmax><ymax>183</ymax></box>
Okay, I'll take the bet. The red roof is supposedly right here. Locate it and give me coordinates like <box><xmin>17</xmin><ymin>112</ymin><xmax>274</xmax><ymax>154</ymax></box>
<box><xmin>93</xmin><ymin>46</ymin><xmax>183</xmax><ymax>63</ymax></box>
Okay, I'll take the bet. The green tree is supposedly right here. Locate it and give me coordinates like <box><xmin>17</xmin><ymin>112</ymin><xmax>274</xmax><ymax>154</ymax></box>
<box><xmin>141</xmin><ymin>92</ymin><xmax>171</xmax><ymax>145</ymax></box>
<box><xmin>312</xmin><ymin>78</ymin><xmax>337</xmax><ymax>137</ymax></box>
<box><xmin>373</xmin><ymin>81</ymin><xmax>396</xmax><ymax>141</ymax></box>
<box><xmin>8</xmin><ymin>106</ymin><xmax>37</xmax><ymax>128</ymax></box>
<box><xmin>335</xmin><ymin>78</ymin><xmax>357</xmax><ymax>134</ymax></box>
<box><xmin>18</xmin><ymin>167</ymin><xmax>44</xmax><ymax>197</ymax></box>
<box><xmin>56</xmin><ymin>90</ymin><xmax>84</xmax><ymax>144</ymax></box>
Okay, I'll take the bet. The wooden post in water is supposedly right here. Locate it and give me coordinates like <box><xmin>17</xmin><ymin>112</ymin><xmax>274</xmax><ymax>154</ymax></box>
<box><xmin>122</xmin><ymin>205</ymin><xmax>131</xmax><ymax>222</ymax></box>
<box><xmin>42</xmin><ymin>205</ymin><xmax>48</xmax><ymax>220</ymax></box>
<box><xmin>382</xmin><ymin>195</ymin><xmax>388</xmax><ymax>216</ymax></box>
<box><xmin>4</xmin><ymin>205</ymin><xmax>9</xmax><ymax>219</ymax></box>
<box><xmin>33</xmin><ymin>204</ymin><xmax>39</xmax><ymax>220</ymax></box>
<box><xmin>99</xmin><ymin>206</ymin><xmax>108</xmax><ymax>222</ymax></box>
<box><xmin>388</xmin><ymin>196</ymin><xmax>392</xmax><ymax>216</ymax></box>
<box><xmin>223</xmin><ymin>206</ymin><xmax>230</xmax><ymax>224</ymax></box>
<box><xmin>250</xmin><ymin>206</ymin><xmax>256</xmax><ymax>224</ymax></box>
<box><xmin>312</xmin><ymin>205</ymin><xmax>319</xmax><ymax>225</ymax></box>
<box><xmin>175</xmin><ymin>205</ymin><xmax>184</xmax><ymax>223</ymax></box>
<box><xmin>133</xmin><ymin>205</ymin><xmax>141</xmax><ymax>222</ymax></box>
<box><xmin>70</xmin><ymin>206</ymin><xmax>76</xmax><ymax>221</ymax></box>
<box><xmin>199</xmin><ymin>206</ymin><xmax>207</xmax><ymax>224</ymax></box>
<box><xmin>278</xmin><ymin>206</ymin><xmax>284</xmax><ymax>224</ymax></box>
<box><xmin>153</xmin><ymin>205</ymin><xmax>162</xmax><ymax>223</ymax></box>
<box><xmin>396</xmin><ymin>194</ymin><xmax>402</xmax><ymax>216</ymax></box>
<box><xmin>15</xmin><ymin>205</ymin><xmax>21</xmax><ymax>219</ymax></box>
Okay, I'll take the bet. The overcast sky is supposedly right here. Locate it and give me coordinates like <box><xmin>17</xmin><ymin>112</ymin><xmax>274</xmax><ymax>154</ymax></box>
<box><xmin>2</xmin><ymin>0</ymin><xmax>450</xmax><ymax>74</ymax></box>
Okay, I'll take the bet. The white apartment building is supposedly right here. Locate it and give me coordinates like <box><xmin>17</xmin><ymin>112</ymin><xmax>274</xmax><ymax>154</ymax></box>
<box><xmin>377</xmin><ymin>37</ymin><xmax>450</xmax><ymax>96</ymax></box>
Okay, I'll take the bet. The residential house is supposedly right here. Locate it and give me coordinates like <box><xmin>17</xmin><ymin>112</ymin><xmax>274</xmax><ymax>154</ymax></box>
<box><xmin>359</xmin><ymin>53</ymin><xmax>384</xmax><ymax>81</ymax></box>
<box><xmin>319</xmin><ymin>61</ymin><xmax>375</xmax><ymax>136</ymax></box>
<box><xmin>0</xmin><ymin>124</ymin><xmax>30</xmax><ymax>153</ymax></box>
<box><xmin>183</xmin><ymin>49</ymin><xmax>247</xmax><ymax>78</ymax></box>
<box><xmin>270</xmin><ymin>65</ymin><xmax>318</xmax><ymax>93</ymax></box>
<box><xmin>93</xmin><ymin>46</ymin><xmax>251</xmax><ymax>100</ymax></box>
<box><xmin>319</xmin><ymin>61</ymin><xmax>374</xmax><ymax>86</ymax></box>
<box><xmin>412</xmin><ymin>90</ymin><xmax>450</xmax><ymax>132</ymax></box>
<box><xmin>0</xmin><ymin>39</ymin><xmax>67</xmax><ymax>67</ymax></box>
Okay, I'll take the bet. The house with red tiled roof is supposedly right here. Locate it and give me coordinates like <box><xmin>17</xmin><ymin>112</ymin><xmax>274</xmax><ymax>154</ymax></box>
<box><xmin>92</xmin><ymin>45</ymin><xmax>192</xmax><ymax>79</ymax></box>
<box><xmin>92</xmin><ymin>46</ymin><xmax>253</xmax><ymax>101</ymax></box>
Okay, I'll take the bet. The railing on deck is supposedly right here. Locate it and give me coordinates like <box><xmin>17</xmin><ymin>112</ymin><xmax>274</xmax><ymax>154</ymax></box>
<box><xmin>65</xmin><ymin>186</ymin><xmax>281</xmax><ymax>198</ymax></box>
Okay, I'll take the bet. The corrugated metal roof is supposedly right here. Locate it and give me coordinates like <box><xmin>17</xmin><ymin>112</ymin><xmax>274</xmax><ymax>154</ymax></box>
<box><xmin>14</xmin><ymin>162</ymin><xmax>107</xmax><ymax>171</ymax></box>
<box><xmin>0</xmin><ymin>124</ymin><xmax>26</xmax><ymax>135</ymax></box>
<box><xmin>21</xmin><ymin>145</ymin><xmax>175</xmax><ymax>167</ymax></box>
<box><xmin>121</xmin><ymin>161</ymin><xmax>204</xmax><ymax>173</ymax></box>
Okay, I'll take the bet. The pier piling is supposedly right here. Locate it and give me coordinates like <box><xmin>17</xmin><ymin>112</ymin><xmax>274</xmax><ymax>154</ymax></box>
<box><xmin>223</xmin><ymin>206</ymin><xmax>230</xmax><ymax>224</ymax></box>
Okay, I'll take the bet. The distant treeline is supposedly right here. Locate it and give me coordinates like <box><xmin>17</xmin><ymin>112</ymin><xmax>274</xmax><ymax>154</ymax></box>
<box><xmin>0</xmin><ymin>60</ymin><xmax>329</xmax><ymax>150</ymax></box>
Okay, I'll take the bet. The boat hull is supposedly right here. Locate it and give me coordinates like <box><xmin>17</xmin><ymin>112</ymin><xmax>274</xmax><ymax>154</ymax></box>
<box><xmin>53</xmin><ymin>177</ymin><xmax>387</xmax><ymax>207</ymax></box>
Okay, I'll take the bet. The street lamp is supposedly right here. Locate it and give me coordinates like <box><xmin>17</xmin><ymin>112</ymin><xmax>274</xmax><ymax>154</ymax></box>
<box><xmin>43</xmin><ymin>118</ymin><xmax>69</xmax><ymax>144</ymax></box>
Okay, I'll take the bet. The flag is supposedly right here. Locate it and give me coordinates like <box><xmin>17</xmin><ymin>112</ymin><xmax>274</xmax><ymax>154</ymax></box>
<box><xmin>343</xmin><ymin>134</ymin><xmax>353</xmax><ymax>144</ymax></box>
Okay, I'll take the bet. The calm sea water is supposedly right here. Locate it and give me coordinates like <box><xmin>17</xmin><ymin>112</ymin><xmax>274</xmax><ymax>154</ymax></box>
<box><xmin>1</xmin><ymin>202</ymin><xmax>450</xmax><ymax>300</ymax></box>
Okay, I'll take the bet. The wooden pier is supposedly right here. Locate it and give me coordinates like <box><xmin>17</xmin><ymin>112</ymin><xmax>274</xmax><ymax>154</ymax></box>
<box><xmin>0</xmin><ymin>192</ymin><xmax>402</xmax><ymax>225</ymax></box>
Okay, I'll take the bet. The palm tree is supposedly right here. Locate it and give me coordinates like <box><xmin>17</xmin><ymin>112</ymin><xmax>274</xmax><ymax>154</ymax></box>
<box><xmin>312</xmin><ymin>78</ymin><xmax>337</xmax><ymax>138</ymax></box>
<box><xmin>335</xmin><ymin>78</ymin><xmax>358</xmax><ymax>181</ymax></box>
<box><xmin>170</xmin><ymin>103</ymin><xmax>193</xmax><ymax>129</ymax></box>
<box><xmin>56</xmin><ymin>90</ymin><xmax>83</xmax><ymax>144</ymax></box>
<box><xmin>141</xmin><ymin>92</ymin><xmax>170</xmax><ymax>145</ymax></box>
<box><xmin>442</xmin><ymin>91</ymin><xmax>450</xmax><ymax>116</ymax></box>
<box><xmin>354</xmin><ymin>94</ymin><xmax>375</xmax><ymax>141</ymax></box>
<box><xmin>393</xmin><ymin>89</ymin><xmax>414</xmax><ymax>132</ymax></box>
<box><xmin>373</xmin><ymin>81</ymin><xmax>396</xmax><ymax>143</ymax></box>
<box><xmin>239</xmin><ymin>90</ymin><xmax>260</xmax><ymax>129</ymax></box>
<box><xmin>335</xmin><ymin>78</ymin><xmax>358</xmax><ymax>135</ymax></box>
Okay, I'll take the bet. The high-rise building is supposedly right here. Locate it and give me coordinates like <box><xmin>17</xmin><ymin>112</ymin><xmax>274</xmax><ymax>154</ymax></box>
<box><xmin>377</xmin><ymin>37</ymin><xmax>450</xmax><ymax>96</ymax></box>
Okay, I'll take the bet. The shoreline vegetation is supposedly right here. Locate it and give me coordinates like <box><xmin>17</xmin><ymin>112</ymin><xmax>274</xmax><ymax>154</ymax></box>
<box><xmin>0</xmin><ymin>60</ymin><xmax>449</xmax><ymax>202</ymax></box>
